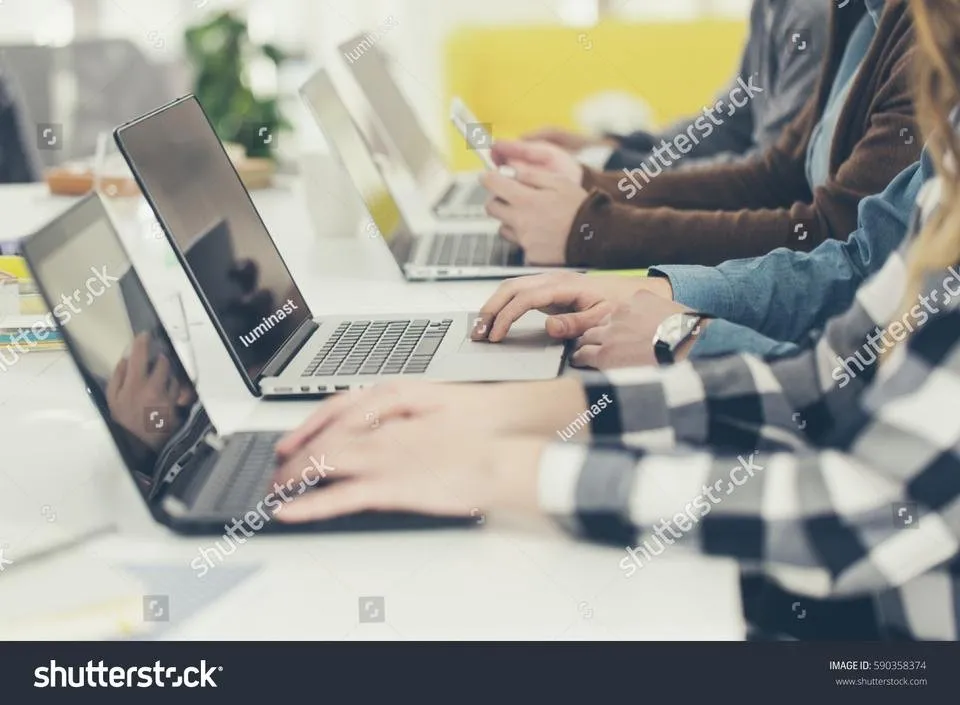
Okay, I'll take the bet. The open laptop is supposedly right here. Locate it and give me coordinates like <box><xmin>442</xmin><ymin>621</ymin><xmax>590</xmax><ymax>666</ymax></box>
<box><xmin>22</xmin><ymin>193</ymin><xmax>466</xmax><ymax>534</ymax></box>
<box><xmin>113</xmin><ymin>95</ymin><xmax>565</xmax><ymax>399</ymax></box>
<box><xmin>338</xmin><ymin>36</ymin><xmax>490</xmax><ymax>222</ymax></box>
<box><xmin>301</xmin><ymin>68</ymin><xmax>573</xmax><ymax>281</ymax></box>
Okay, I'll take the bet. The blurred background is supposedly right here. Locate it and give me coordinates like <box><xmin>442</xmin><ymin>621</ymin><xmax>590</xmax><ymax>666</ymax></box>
<box><xmin>0</xmin><ymin>0</ymin><xmax>750</xmax><ymax>176</ymax></box>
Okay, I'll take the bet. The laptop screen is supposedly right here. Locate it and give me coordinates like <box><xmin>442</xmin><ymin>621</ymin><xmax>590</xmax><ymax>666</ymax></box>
<box><xmin>337</xmin><ymin>37</ymin><xmax>445</xmax><ymax>189</ymax></box>
<box><xmin>114</xmin><ymin>97</ymin><xmax>310</xmax><ymax>387</ymax></box>
<box><xmin>22</xmin><ymin>195</ymin><xmax>212</xmax><ymax>504</ymax></box>
<box><xmin>299</xmin><ymin>69</ymin><xmax>415</xmax><ymax>267</ymax></box>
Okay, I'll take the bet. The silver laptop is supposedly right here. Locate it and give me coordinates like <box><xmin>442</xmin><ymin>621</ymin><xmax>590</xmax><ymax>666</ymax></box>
<box><xmin>23</xmin><ymin>194</ymin><xmax>466</xmax><ymax>532</ymax></box>
<box><xmin>338</xmin><ymin>36</ymin><xmax>490</xmax><ymax>222</ymax></box>
<box><xmin>301</xmin><ymin>68</ymin><xmax>575</xmax><ymax>281</ymax></box>
<box><xmin>113</xmin><ymin>95</ymin><xmax>564</xmax><ymax>399</ymax></box>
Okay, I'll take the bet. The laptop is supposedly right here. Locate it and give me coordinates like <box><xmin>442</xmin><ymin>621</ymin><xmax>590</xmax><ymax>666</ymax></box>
<box><xmin>338</xmin><ymin>36</ymin><xmax>490</xmax><ymax>222</ymax></box>
<box><xmin>301</xmin><ymin>68</ymin><xmax>575</xmax><ymax>281</ymax></box>
<box><xmin>22</xmin><ymin>193</ymin><xmax>466</xmax><ymax>534</ymax></box>
<box><xmin>112</xmin><ymin>95</ymin><xmax>565</xmax><ymax>399</ymax></box>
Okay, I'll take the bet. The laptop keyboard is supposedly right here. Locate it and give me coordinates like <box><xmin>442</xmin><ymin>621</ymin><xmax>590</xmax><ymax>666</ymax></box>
<box><xmin>210</xmin><ymin>432</ymin><xmax>283</xmax><ymax>513</ymax></box>
<box><xmin>426</xmin><ymin>233</ymin><xmax>515</xmax><ymax>267</ymax></box>
<box><xmin>303</xmin><ymin>319</ymin><xmax>452</xmax><ymax>377</ymax></box>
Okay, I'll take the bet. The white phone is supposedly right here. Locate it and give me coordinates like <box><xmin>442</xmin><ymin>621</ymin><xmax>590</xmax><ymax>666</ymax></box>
<box><xmin>449</xmin><ymin>96</ymin><xmax>498</xmax><ymax>171</ymax></box>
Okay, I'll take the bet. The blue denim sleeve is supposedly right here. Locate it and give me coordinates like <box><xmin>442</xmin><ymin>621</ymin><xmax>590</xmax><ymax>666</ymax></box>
<box><xmin>651</xmin><ymin>153</ymin><xmax>929</xmax><ymax>345</ymax></box>
<box><xmin>687</xmin><ymin>319</ymin><xmax>799</xmax><ymax>359</ymax></box>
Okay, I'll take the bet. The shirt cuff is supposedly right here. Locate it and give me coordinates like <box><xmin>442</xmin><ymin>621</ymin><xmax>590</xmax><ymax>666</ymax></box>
<box><xmin>649</xmin><ymin>264</ymin><xmax>740</xmax><ymax>320</ymax></box>
<box><xmin>537</xmin><ymin>442</ymin><xmax>588</xmax><ymax>520</ymax></box>
<box><xmin>689</xmin><ymin>319</ymin><xmax>800</xmax><ymax>360</ymax></box>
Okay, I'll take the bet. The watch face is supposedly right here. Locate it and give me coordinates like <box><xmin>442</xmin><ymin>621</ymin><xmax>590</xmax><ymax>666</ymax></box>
<box><xmin>655</xmin><ymin>313</ymin><xmax>701</xmax><ymax>349</ymax></box>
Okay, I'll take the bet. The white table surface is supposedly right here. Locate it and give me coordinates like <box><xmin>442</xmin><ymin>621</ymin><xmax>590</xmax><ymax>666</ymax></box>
<box><xmin>0</xmin><ymin>181</ymin><xmax>743</xmax><ymax>640</ymax></box>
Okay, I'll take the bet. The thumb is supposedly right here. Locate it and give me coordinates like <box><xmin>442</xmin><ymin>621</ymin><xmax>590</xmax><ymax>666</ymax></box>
<box><xmin>545</xmin><ymin>306</ymin><xmax>610</xmax><ymax>339</ymax></box>
<box><xmin>492</xmin><ymin>140</ymin><xmax>553</xmax><ymax>166</ymax></box>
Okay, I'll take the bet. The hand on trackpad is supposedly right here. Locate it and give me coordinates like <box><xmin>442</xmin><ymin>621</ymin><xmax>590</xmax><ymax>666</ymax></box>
<box><xmin>459</xmin><ymin>312</ymin><xmax>555</xmax><ymax>353</ymax></box>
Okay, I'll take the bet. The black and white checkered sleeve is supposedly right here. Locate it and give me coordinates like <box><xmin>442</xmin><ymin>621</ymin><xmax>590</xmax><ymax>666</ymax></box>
<box><xmin>540</xmin><ymin>310</ymin><xmax>960</xmax><ymax>599</ymax></box>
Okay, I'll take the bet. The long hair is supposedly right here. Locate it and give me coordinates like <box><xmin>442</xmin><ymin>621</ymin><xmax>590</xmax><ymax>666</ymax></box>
<box><xmin>903</xmin><ymin>0</ymin><xmax>960</xmax><ymax>305</ymax></box>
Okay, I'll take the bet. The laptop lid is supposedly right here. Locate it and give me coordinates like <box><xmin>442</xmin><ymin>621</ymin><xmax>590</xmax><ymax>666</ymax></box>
<box><xmin>337</xmin><ymin>36</ymin><xmax>452</xmax><ymax>195</ymax></box>
<box><xmin>299</xmin><ymin>68</ymin><xmax>417</xmax><ymax>270</ymax></box>
<box><xmin>113</xmin><ymin>96</ymin><xmax>311</xmax><ymax>394</ymax></box>
<box><xmin>22</xmin><ymin>194</ymin><xmax>214</xmax><ymax>517</ymax></box>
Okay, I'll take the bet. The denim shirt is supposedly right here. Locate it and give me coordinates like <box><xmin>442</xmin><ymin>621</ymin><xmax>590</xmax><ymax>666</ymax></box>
<box><xmin>805</xmin><ymin>3</ymin><xmax>882</xmax><ymax>190</ymax></box>
<box><xmin>650</xmin><ymin>149</ymin><xmax>931</xmax><ymax>359</ymax></box>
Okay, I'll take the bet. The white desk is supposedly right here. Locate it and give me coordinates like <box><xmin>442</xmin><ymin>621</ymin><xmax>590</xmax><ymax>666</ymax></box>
<box><xmin>0</xmin><ymin>182</ymin><xmax>743</xmax><ymax>640</ymax></box>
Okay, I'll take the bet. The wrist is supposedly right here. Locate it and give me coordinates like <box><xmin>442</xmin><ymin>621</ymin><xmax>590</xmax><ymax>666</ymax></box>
<box><xmin>489</xmin><ymin>436</ymin><xmax>548</xmax><ymax>515</ymax></box>
<box><xmin>504</xmin><ymin>377</ymin><xmax>588</xmax><ymax>436</ymax></box>
<box><xmin>672</xmin><ymin>318</ymin><xmax>710</xmax><ymax>362</ymax></box>
<box><xmin>645</xmin><ymin>275</ymin><xmax>674</xmax><ymax>300</ymax></box>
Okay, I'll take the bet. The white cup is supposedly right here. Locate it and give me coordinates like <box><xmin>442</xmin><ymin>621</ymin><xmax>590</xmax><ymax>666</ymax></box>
<box><xmin>297</xmin><ymin>150</ymin><xmax>366</xmax><ymax>238</ymax></box>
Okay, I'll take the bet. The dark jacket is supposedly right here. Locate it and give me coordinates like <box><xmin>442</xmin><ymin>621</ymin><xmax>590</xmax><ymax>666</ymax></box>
<box><xmin>568</xmin><ymin>0</ymin><xmax>920</xmax><ymax>268</ymax></box>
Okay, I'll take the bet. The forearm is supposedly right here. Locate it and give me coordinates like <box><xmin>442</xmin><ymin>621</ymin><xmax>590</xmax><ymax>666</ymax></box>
<box><xmin>583</xmin><ymin>148</ymin><xmax>804</xmax><ymax>210</ymax></box>
<box><xmin>653</xmin><ymin>245</ymin><xmax>861</xmax><ymax>342</ymax></box>
<box><xmin>566</xmin><ymin>196</ymin><xmax>828</xmax><ymax>269</ymax></box>
<box><xmin>489</xmin><ymin>377</ymin><xmax>588</xmax><ymax>438</ymax></box>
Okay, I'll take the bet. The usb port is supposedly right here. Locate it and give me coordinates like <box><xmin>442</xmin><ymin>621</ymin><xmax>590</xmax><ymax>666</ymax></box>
<box><xmin>335</xmin><ymin>385</ymin><xmax>350</xmax><ymax>391</ymax></box>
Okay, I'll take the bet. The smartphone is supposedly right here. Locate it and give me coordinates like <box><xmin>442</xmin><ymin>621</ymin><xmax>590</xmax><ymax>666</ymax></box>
<box><xmin>450</xmin><ymin>96</ymin><xmax>497</xmax><ymax>171</ymax></box>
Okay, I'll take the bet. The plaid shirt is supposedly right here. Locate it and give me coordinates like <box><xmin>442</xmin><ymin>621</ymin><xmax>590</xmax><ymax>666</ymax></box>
<box><xmin>539</xmin><ymin>175</ymin><xmax>960</xmax><ymax>640</ymax></box>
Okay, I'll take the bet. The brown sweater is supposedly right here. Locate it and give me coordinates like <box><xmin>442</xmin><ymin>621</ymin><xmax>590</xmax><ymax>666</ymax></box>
<box><xmin>568</xmin><ymin>0</ymin><xmax>919</xmax><ymax>268</ymax></box>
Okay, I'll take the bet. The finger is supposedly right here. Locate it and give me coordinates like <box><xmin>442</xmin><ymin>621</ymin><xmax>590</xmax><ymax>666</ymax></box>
<box><xmin>546</xmin><ymin>305</ymin><xmax>613</xmax><ymax>339</ymax></box>
<box><xmin>127</xmin><ymin>333</ymin><xmax>151</xmax><ymax>381</ymax></box>
<box><xmin>512</xmin><ymin>165</ymin><xmax>565</xmax><ymax>191</ymax></box>
<box><xmin>479</xmin><ymin>170</ymin><xmax>532</xmax><ymax>203</ymax></box>
<box><xmin>275</xmin><ymin>430</ymin><xmax>370</xmax><ymax>485</ymax></box>
<box><xmin>488</xmin><ymin>282</ymin><xmax>586</xmax><ymax>342</ymax></box>
<box><xmin>275</xmin><ymin>382</ymin><xmax>417</xmax><ymax>459</ymax></box>
<box><xmin>498</xmin><ymin>224</ymin><xmax>519</xmax><ymax>244</ymax></box>
<box><xmin>491</xmin><ymin>140</ymin><xmax>556</xmax><ymax>167</ymax></box>
<box><xmin>484</xmin><ymin>196</ymin><xmax>512</xmax><ymax>225</ymax></box>
<box><xmin>570</xmin><ymin>344</ymin><xmax>600</xmax><ymax>369</ymax></box>
<box><xmin>474</xmin><ymin>275</ymin><xmax>558</xmax><ymax>340</ymax></box>
<box><xmin>275</xmin><ymin>480</ymin><xmax>382</xmax><ymax>523</ymax></box>
<box><xmin>275</xmin><ymin>387</ymin><xmax>376</xmax><ymax>458</ymax></box>
<box><xmin>147</xmin><ymin>353</ymin><xmax>173</xmax><ymax>396</ymax></box>
<box><xmin>106</xmin><ymin>357</ymin><xmax>129</xmax><ymax>405</ymax></box>
<box><xmin>575</xmin><ymin>323</ymin><xmax>608</xmax><ymax>348</ymax></box>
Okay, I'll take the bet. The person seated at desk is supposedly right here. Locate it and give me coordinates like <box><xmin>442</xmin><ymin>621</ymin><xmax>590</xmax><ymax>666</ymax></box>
<box><xmin>482</xmin><ymin>0</ymin><xmax>921</xmax><ymax>270</ymax></box>
<box><xmin>270</xmin><ymin>0</ymin><xmax>960</xmax><ymax>641</ymax></box>
<box><xmin>528</xmin><ymin>0</ymin><xmax>830</xmax><ymax>173</ymax></box>
<box><xmin>469</xmin><ymin>150</ymin><xmax>927</xmax><ymax>365</ymax></box>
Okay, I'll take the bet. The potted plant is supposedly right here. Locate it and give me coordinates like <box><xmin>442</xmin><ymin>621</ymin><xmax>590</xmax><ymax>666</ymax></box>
<box><xmin>184</xmin><ymin>11</ymin><xmax>289</xmax><ymax>187</ymax></box>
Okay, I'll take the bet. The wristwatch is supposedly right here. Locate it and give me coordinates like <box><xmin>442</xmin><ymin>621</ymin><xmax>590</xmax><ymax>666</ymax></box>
<box><xmin>653</xmin><ymin>312</ymin><xmax>711</xmax><ymax>365</ymax></box>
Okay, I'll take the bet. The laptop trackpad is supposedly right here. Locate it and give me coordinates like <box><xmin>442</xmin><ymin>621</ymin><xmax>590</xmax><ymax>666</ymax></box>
<box><xmin>457</xmin><ymin>312</ymin><xmax>555</xmax><ymax>353</ymax></box>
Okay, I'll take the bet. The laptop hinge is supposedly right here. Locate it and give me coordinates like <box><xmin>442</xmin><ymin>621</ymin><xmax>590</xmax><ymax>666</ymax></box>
<box><xmin>260</xmin><ymin>318</ymin><xmax>319</xmax><ymax>379</ymax></box>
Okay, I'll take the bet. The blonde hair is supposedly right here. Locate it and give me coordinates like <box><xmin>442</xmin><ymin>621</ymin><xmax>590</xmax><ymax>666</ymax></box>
<box><xmin>903</xmin><ymin>0</ymin><xmax>960</xmax><ymax>308</ymax></box>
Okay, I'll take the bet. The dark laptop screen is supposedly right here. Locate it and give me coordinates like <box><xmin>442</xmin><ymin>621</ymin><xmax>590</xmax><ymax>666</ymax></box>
<box><xmin>22</xmin><ymin>195</ymin><xmax>211</xmax><ymax>503</ymax></box>
<box><xmin>114</xmin><ymin>97</ymin><xmax>310</xmax><ymax>385</ymax></box>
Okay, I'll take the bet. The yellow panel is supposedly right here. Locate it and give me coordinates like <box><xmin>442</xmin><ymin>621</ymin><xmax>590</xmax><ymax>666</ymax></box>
<box><xmin>444</xmin><ymin>21</ymin><xmax>747</xmax><ymax>170</ymax></box>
